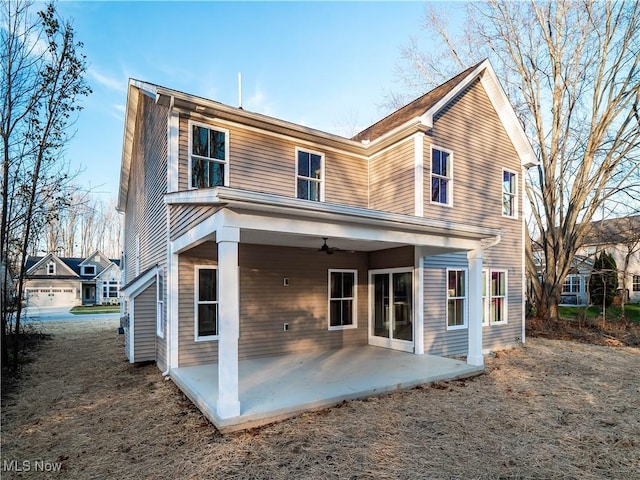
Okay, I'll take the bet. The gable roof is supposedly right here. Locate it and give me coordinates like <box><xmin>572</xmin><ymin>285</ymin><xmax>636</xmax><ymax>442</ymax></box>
<box><xmin>25</xmin><ymin>254</ymin><xmax>121</xmax><ymax>279</ymax></box>
<box><xmin>26</xmin><ymin>253</ymin><xmax>79</xmax><ymax>277</ymax></box>
<box><xmin>353</xmin><ymin>59</ymin><xmax>537</xmax><ymax>168</ymax></box>
<box><xmin>352</xmin><ymin>61</ymin><xmax>483</xmax><ymax>142</ymax></box>
<box><xmin>583</xmin><ymin>215</ymin><xmax>640</xmax><ymax>246</ymax></box>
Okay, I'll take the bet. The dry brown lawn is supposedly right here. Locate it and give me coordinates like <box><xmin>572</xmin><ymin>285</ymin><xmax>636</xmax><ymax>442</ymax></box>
<box><xmin>2</xmin><ymin>319</ymin><xmax>639</xmax><ymax>479</ymax></box>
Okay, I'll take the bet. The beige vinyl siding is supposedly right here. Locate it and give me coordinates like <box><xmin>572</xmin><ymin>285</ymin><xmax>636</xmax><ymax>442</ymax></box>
<box><xmin>239</xmin><ymin>244</ymin><xmax>368</xmax><ymax>359</ymax></box>
<box><xmin>423</xmin><ymin>253</ymin><xmax>469</xmax><ymax>356</ymax></box>
<box><xmin>123</xmin><ymin>95</ymin><xmax>169</xmax><ymax>367</ymax></box>
<box><xmin>124</xmin><ymin>95</ymin><xmax>168</xmax><ymax>281</ymax></box>
<box><xmin>369</xmin><ymin>138</ymin><xmax>414</xmax><ymax>214</ymax></box>
<box><xmin>169</xmin><ymin>205</ymin><xmax>220</xmax><ymax>241</ymax></box>
<box><xmin>29</xmin><ymin>257</ymin><xmax>73</xmax><ymax>276</ymax></box>
<box><xmin>178</xmin><ymin>249</ymin><xmax>218</xmax><ymax>367</ymax></box>
<box><xmin>133</xmin><ymin>282</ymin><xmax>156</xmax><ymax>362</ymax></box>
<box><xmin>420</xmin><ymin>79</ymin><xmax>524</xmax><ymax>352</ymax></box>
<box><xmin>368</xmin><ymin>246</ymin><xmax>414</xmax><ymax>270</ymax></box>
<box><xmin>177</xmin><ymin>115</ymin><xmax>368</xmax><ymax>206</ymax></box>
<box><xmin>324</xmin><ymin>151</ymin><xmax>368</xmax><ymax>207</ymax></box>
<box><xmin>423</xmin><ymin>79</ymin><xmax>522</xmax><ymax>226</ymax></box>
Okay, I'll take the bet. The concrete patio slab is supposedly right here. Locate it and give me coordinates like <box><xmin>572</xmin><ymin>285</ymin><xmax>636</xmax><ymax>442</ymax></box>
<box><xmin>171</xmin><ymin>346</ymin><xmax>484</xmax><ymax>432</ymax></box>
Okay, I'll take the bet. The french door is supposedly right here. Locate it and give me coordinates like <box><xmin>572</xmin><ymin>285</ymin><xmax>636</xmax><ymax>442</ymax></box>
<box><xmin>369</xmin><ymin>268</ymin><xmax>414</xmax><ymax>352</ymax></box>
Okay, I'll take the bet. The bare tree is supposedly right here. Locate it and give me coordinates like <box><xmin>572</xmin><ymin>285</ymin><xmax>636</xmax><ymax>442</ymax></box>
<box><xmin>389</xmin><ymin>0</ymin><xmax>640</xmax><ymax>323</ymax></box>
<box><xmin>1</xmin><ymin>0</ymin><xmax>91</xmax><ymax>368</ymax></box>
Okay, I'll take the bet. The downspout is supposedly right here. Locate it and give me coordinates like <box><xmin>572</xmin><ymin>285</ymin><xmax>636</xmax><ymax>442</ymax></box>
<box><xmin>162</xmin><ymin>94</ymin><xmax>176</xmax><ymax>378</ymax></box>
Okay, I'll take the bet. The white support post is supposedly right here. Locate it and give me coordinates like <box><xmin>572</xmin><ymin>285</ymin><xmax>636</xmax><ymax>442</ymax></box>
<box><xmin>467</xmin><ymin>248</ymin><xmax>484</xmax><ymax>366</ymax></box>
<box><xmin>216</xmin><ymin>226</ymin><xmax>241</xmax><ymax>418</ymax></box>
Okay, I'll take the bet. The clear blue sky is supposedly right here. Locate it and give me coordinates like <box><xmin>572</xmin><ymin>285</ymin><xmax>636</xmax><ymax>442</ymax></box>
<box><xmin>54</xmin><ymin>1</ymin><xmax>459</xmax><ymax>201</ymax></box>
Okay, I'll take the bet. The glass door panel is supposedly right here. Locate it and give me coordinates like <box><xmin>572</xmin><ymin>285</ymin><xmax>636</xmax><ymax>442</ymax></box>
<box><xmin>392</xmin><ymin>272</ymin><xmax>413</xmax><ymax>341</ymax></box>
<box><xmin>373</xmin><ymin>273</ymin><xmax>390</xmax><ymax>338</ymax></box>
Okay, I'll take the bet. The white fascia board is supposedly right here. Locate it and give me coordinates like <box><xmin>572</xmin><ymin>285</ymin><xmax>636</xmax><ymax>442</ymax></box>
<box><xmin>27</xmin><ymin>253</ymin><xmax>78</xmax><ymax>277</ymax></box>
<box><xmin>118</xmin><ymin>83</ymin><xmax>139</xmax><ymax>213</ymax></box>
<box><xmin>421</xmin><ymin>59</ymin><xmax>538</xmax><ymax>169</ymax></box>
<box><xmin>478</xmin><ymin>66</ymin><xmax>538</xmax><ymax>168</ymax></box>
<box><xmin>121</xmin><ymin>266</ymin><xmax>157</xmax><ymax>298</ymax></box>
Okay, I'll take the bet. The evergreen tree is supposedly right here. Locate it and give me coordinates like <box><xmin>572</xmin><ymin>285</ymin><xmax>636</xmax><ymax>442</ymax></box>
<box><xmin>589</xmin><ymin>252</ymin><xmax>618</xmax><ymax>307</ymax></box>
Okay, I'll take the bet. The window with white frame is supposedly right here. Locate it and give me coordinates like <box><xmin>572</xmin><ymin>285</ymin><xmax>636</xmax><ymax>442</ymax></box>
<box><xmin>562</xmin><ymin>275</ymin><xmax>581</xmax><ymax>294</ymax></box>
<box><xmin>81</xmin><ymin>265</ymin><xmax>96</xmax><ymax>276</ymax></box>
<box><xmin>502</xmin><ymin>170</ymin><xmax>517</xmax><ymax>217</ymax></box>
<box><xmin>482</xmin><ymin>270</ymin><xmax>488</xmax><ymax>326</ymax></box>
<box><xmin>633</xmin><ymin>275</ymin><xmax>640</xmax><ymax>292</ymax></box>
<box><xmin>447</xmin><ymin>269</ymin><xmax>467</xmax><ymax>329</ymax></box>
<box><xmin>190</xmin><ymin>122</ymin><xmax>228</xmax><ymax>189</ymax></box>
<box><xmin>195</xmin><ymin>266</ymin><xmax>218</xmax><ymax>340</ymax></box>
<box><xmin>47</xmin><ymin>262</ymin><xmax>56</xmax><ymax>275</ymax></box>
<box><xmin>328</xmin><ymin>270</ymin><xmax>357</xmax><ymax>329</ymax></box>
<box><xmin>431</xmin><ymin>147</ymin><xmax>452</xmax><ymax>205</ymax></box>
<box><xmin>489</xmin><ymin>270</ymin><xmax>507</xmax><ymax>324</ymax></box>
<box><xmin>103</xmin><ymin>281</ymin><xmax>119</xmax><ymax>298</ymax></box>
<box><xmin>296</xmin><ymin>149</ymin><xmax>323</xmax><ymax>201</ymax></box>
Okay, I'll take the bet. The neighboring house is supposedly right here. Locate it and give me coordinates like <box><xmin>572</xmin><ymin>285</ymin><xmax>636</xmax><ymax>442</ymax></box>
<box><xmin>118</xmin><ymin>59</ymin><xmax>537</xmax><ymax>431</ymax></box>
<box><xmin>24</xmin><ymin>250</ymin><xmax>122</xmax><ymax>308</ymax></box>
<box><xmin>563</xmin><ymin>215</ymin><xmax>640</xmax><ymax>305</ymax></box>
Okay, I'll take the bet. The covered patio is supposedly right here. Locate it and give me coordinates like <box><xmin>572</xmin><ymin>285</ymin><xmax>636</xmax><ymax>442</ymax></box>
<box><xmin>171</xmin><ymin>345</ymin><xmax>484</xmax><ymax>432</ymax></box>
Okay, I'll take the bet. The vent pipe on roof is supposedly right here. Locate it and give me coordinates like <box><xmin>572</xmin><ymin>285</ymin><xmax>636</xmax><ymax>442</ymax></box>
<box><xmin>238</xmin><ymin>72</ymin><xmax>243</xmax><ymax>110</ymax></box>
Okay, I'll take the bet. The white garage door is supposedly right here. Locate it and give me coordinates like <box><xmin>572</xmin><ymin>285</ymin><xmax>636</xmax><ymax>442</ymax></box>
<box><xmin>25</xmin><ymin>287</ymin><xmax>77</xmax><ymax>308</ymax></box>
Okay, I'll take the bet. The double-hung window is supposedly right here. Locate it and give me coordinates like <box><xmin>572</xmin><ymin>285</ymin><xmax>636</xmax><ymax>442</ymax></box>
<box><xmin>103</xmin><ymin>281</ymin><xmax>119</xmax><ymax>298</ymax></box>
<box><xmin>633</xmin><ymin>275</ymin><xmax>640</xmax><ymax>292</ymax></box>
<box><xmin>190</xmin><ymin>122</ymin><xmax>228</xmax><ymax>189</ymax></box>
<box><xmin>502</xmin><ymin>170</ymin><xmax>517</xmax><ymax>217</ymax></box>
<box><xmin>296</xmin><ymin>148</ymin><xmax>324</xmax><ymax>201</ymax></box>
<box><xmin>489</xmin><ymin>270</ymin><xmax>507</xmax><ymax>324</ymax></box>
<box><xmin>431</xmin><ymin>147</ymin><xmax>452</xmax><ymax>206</ymax></box>
<box><xmin>447</xmin><ymin>269</ymin><xmax>467</xmax><ymax>329</ymax></box>
<box><xmin>47</xmin><ymin>262</ymin><xmax>56</xmax><ymax>275</ymax></box>
<box><xmin>195</xmin><ymin>266</ymin><xmax>218</xmax><ymax>340</ymax></box>
<box><xmin>328</xmin><ymin>270</ymin><xmax>356</xmax><ymax>329</ymax></box>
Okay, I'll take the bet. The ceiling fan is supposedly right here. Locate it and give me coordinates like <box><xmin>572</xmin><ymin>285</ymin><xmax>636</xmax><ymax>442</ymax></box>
<box><xmin>318</xmin><ymin>237</ymin><xmax>340</xmax><ymax>255</ymax></box>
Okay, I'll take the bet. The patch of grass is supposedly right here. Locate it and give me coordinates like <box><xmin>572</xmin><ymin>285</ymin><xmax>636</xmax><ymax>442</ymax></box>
<box><xmin>70</xmin><ymin>305</ymin><xmax>120</xmax><ymax>315</ymax></box>
<box><xmin>559</xmin><ymin>303</ymin><xmax>640</xmax><ymax>324</ymax></box>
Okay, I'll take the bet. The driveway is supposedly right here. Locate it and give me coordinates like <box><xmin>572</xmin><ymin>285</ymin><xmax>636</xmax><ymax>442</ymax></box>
<box><xmin>21</xmin><ymin>306</ymin><xmax>120</xmax><ymax>322</ymax></box>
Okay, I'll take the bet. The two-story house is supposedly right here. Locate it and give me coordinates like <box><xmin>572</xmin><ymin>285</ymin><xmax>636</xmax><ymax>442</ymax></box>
<box><xmin>118</xmin><ymin>59</ymin><xmax>536</xmax><ymax>431</ymax></box>
<box><xmin>557</xmin><ymin>215</ymin><xmax>640</xmax><ymax>305</ymax></box>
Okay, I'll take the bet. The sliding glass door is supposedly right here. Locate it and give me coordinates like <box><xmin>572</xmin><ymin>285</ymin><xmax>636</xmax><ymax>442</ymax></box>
<box><xmin>369</xmin><ymin>269</ymin><xmax>414</xmax><ymax>352</ymax></box>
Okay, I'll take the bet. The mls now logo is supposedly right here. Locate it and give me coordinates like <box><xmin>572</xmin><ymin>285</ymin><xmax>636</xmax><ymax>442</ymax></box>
<box><xmin>3</xmin><ymin>460</ymin><xmax>62</xmax><ymax>472</ymax></box>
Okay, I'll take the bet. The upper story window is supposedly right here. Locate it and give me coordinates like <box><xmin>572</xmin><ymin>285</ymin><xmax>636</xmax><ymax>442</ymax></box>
<box><xmin>431</xmin><ymin>147</ymin><xmax>452</xmax><ymax>206</ymax></box>
<box><xmin>296</xmin><ymin>148</ymin><xmax>324</xmax><ymax>201</ymax></box>
<box><xmin>502</xmin><ymin>170</ymin><xmax>518</xmax><ymax>217</ymax></box>
<box><xmin>190</xmin><ymin>121</ymin><xmax>229</xmax><ymax>189</ymax></box>
<box><xmin>81</xmin><ymin>265</ymin><xmax>96</xmax><ymax>276</ymax></box>
<box><xmin>47</xmin><ymin>262</ymin><xmax>56</xmax><ymax>275</ymax></box>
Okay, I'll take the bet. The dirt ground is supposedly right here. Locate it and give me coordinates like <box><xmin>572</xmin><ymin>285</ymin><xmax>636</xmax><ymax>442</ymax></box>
<box><xmin>2</xmin><ymin>319</ymin><xmax>639</xmax><ymax>479</ymax></box>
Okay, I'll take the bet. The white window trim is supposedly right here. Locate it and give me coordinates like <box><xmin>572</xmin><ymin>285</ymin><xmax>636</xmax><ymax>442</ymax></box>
<box><xmin>633</xmin><ymin>275</ymin><xmax>640</xmax><ymax>292</ymax></box>
<box><xmin>194</xmin><ymin>265</ymin><xmax>219</xmax><ymax>342</ymax></box>
<box><xmin>430</xmin><ymin>145</ymin><xmax>454</xmax><ymax>207</ymax></box>
<box><xmin>295</xmin><ymin>147</ymin><xmax>325</xmax><ymax>202</ymax></box>
<box><xmin>489</xmin><ymin>269</ymin><xmax>508</xmax><ymax>325</ymax></box>
<box><xmin>188</xmin><ymin>120</ymin><xmax>230</xmax><ymax>190</ymax></box>
<box><xmin>562</xmin><ymin>274</ymin><xmax>581</xmax><ymax>294</ymax></box>
<box><xmin>446</xmin><ymin>268</ymin><xmax>468</xmax><ymax>330</ymax></box>
<box><xmin>328</xmin><ymin>269</ymin><xmax>358</xmax><ymax>331</ymax></box>
<box><xmin>47</xmin><ymin>262</ymin><xmax>56</xmax><ymax>275</ymax></box>
<box><xmin>156</xmin><ymin>300</ymin><xmax>165</xmax><ymax>338</ymax></box>
<box><xmin>482</xmin><ymin>269</ymin><xmax>489</xmax><ymax>326</ymax></box>
<box><xmin>81</xmin><ymin>265</ymin><xmax>96</xmax><ymax>276</ymax></box>
<box><xmin>502</xmin><ymin>169</ymin><xmax>518</xmax><ymax>218</ymax></box>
